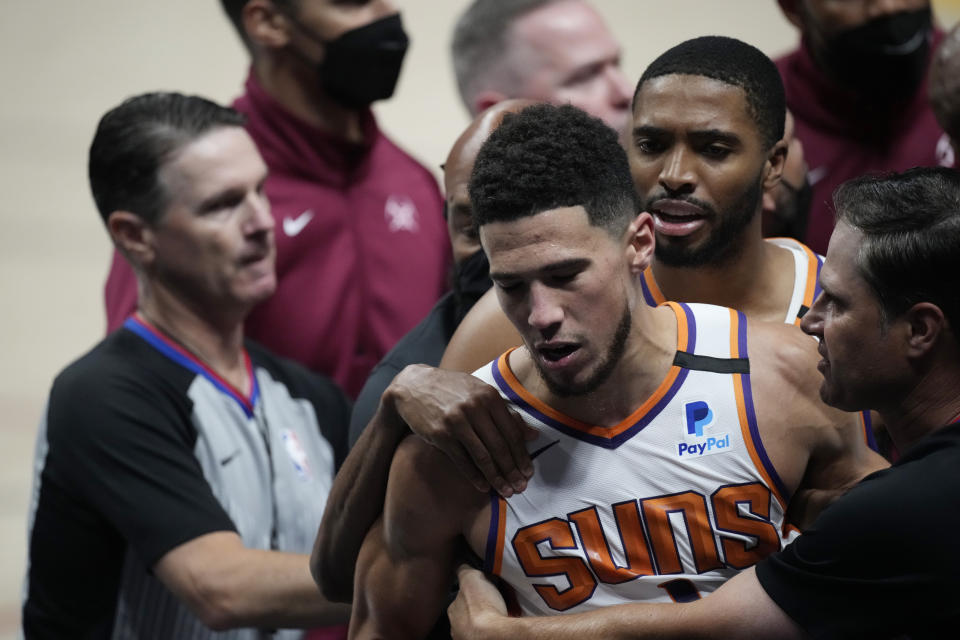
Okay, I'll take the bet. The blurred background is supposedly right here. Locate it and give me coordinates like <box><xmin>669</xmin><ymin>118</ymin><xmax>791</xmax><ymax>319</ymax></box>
<box><xmin>2</xmin><ymin>1</ymin><xmax>958</xmax><ymax>635</ymax></box>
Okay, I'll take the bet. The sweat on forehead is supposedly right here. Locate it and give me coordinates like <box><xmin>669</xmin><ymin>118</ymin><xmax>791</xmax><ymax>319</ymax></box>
<box><xmin>468</xmin><ymin>103</ymin><xmax>637</xmax><ymax>232</ymax></box>
<box><xmin>633</xmin><ymin>36</ymin><xmax>785</xmax><ymax>149</ymax></box>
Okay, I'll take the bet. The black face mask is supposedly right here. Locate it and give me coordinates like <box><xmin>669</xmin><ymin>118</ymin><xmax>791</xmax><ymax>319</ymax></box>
<box><xmin>817</xmin><ymin>7</ymin><xmax>932</xmax><ymax>100</ymax></box>
<box><xmin>293</xmin><ymin>13</ymin><xmax>409</xmax><ymax>109</ymax></box>
<box><xmin>453</xmin><ymin>249</ymin><xmax>492</xmax><ymax>324</ymax></box>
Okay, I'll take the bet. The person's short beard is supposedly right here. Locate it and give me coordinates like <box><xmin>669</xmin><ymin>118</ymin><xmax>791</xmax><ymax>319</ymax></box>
<box><xmin>536</xmin><ymin>303</ymin><xmax>632</xmax><ymax>398</ymax></box>
<box><xmin>652</xmin><ymin>172</ymin><xmax>764</xmax><ymax>268</ymax></box>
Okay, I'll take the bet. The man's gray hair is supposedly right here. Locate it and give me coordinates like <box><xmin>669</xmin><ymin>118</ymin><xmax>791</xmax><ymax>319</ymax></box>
<box><xmin>451</xmin><ymin>0</ymin><xmax>561</xmax><ymax>114</ymax></box>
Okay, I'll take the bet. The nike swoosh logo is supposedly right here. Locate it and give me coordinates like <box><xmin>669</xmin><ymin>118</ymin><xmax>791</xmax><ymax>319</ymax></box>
<box><xmin>283</xmin><ymin>209</ymin><xmax>314</xmax><ymax>237</ymax></box>
<box><xmin>882</xmin><ymin>29</ymin><xmax>927</xmax><ymax>55</ymax></box>
<box><xmin>220</xmin><ymin>450</ymin><xmax>240</xmax><ymax>466</ymax></box>
<box><xmin>530</xmin><ymin>439</ymin><xmax>561</xmax><ymax>460</ymax></box>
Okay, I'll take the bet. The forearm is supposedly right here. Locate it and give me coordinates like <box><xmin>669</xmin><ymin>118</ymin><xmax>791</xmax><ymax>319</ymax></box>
<box><xmin>207</xmin><ymin>549</ymin><xmax>350</xmax><ymax>629</ymax></box>
<box><xmin>351</xmin><ymin>438</ymin><xmax>475</xmax><ymax>639</ymax></box>
<box><xmin>312</xmin><ymin>390</ymin><xmax>409</xmax><ymax>601</ymax></box>
<box><xmin>452</xmin><ymin>568</ymin><xmax>805</xmax><ymax>640</ymax></box>
<box><xmin>474</xmin><ymin>603</ymin><xmax>693</xmax><ymax>640</ymax></box>
<box><xmin>156</xmin><ymin>532</ymin><xmax>350</xmax><ymax>630</ymax></box>
<box><xmin>350</xmin><ymin>521</ymin><xmax>456</xmax><ymax>640</ymax></box>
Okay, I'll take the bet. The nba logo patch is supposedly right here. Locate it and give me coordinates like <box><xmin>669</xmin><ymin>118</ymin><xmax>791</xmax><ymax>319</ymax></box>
<box><xmin>281</xmin><ymin>428</ymin><xmax>312</xmax><ymax>480</ymax></box>
<box><xmin>677</xmin><ymin>399</ymin><xmax>730</xmax><ymax>459</ymax></box>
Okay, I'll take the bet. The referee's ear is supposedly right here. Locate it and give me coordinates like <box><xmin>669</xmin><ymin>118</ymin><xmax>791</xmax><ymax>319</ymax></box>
<box><xmin>108</xmin><ymin>210</ymin><xmax>154</xmax><ymax>270</ymax></box>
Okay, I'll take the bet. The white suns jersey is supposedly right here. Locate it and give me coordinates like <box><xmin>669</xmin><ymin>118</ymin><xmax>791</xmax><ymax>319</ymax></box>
<box><xmin>472</xmin><ymin>302</ymin><xmax>798</xmax><ymax>616</ymax></box>
<box><xmin>766</xmin><ymin>237</ymin><xmax>824</xmax><ymax>325</ymax></box>
<box><xmin>638</xmin><ymin>237</ymin><xmax>824</xmax><ymax>326</ymax></box>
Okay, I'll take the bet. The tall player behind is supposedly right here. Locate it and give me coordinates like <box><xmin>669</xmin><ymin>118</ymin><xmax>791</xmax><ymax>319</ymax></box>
<box><xmin>443</xmin><ymin>36</ymin><xmax>829</xmax><ymax>368</ymax></box>
<box><xmin>343</xmin><ymin>104</ymin><xmax>884</xmax><ymax>638</ymax></box>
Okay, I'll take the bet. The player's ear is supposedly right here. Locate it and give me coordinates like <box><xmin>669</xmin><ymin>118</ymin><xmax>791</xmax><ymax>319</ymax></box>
<box><xmin>763</xmin><ymin>139</ymin><xmax>788</xmax><ymax>192</ymax></box>
<box><xmin>108</xmin><ymin>211</ymin><xmax>156</xmax><ymax>269</ymax></box>
<box><xmin>625</xmin><ymin>212</ymin><xmax>654</xmax><ymax>274</ymax></box>
<box><xmin>472</xmin><ymin>90</ymin><xmax>510</xmax><ymax>117</ymax></box>
<box><xmin>777</xmin><ymin>0</ymin><xmax>805</xmax><ymax>30</ymax></box>
<box><xmin>244</xmin><ymin>0</ymin><xmax>293</xmax><ymax>49</ymax></box>
<box><xmin>903</xmin><ymin>302</ymin><xmax>948</xmax><ymax>359</ymax></box>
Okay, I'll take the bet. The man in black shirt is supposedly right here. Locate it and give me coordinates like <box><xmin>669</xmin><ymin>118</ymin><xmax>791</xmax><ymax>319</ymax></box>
<box><xmin>22</xmin><ymin>92</ymin><xmax>350</xmax><ymax>639</ymax></box>
<box><xmin>449</xmin><ymin>167</ymin><xmax>960</xmax><ymax>640</ymax></box>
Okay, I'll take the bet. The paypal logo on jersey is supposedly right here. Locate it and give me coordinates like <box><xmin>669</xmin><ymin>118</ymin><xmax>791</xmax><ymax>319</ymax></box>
<box><xmin>685</xmin><ymin>401</ymin><xmax>714</xmax><ymax>436</ymax></box>
<box><xmin>678</xmin><ymin>400</ymin><xmax>730</xmax><ymax>458</ymax></box>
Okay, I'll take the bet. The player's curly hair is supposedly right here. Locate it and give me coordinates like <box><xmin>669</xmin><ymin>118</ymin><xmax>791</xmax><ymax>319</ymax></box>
<box><xmin>634</xmin><ymin>36</ymin><xmax>785</xmax><ymax>149</ymax></box>
<box><xmin>469</xmin><ymin>103</ymin><xmax>637</xmax><ymax>234</ymax></box>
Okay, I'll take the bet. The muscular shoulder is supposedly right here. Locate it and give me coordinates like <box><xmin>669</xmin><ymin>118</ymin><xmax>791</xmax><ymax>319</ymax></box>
<box><xmin>388</xmin><ymin>436</ymin><xmax>481</xmax><ymax>513</ymax></box>
<box><xmin>384</xmin><ymin>436</ymin><xmax>487</xmax><ymax>552</ymax></box>
<box><xmin>747</xmin><ymin>322</ymin><xmax>830</xmax><ymax>430</ymax></box>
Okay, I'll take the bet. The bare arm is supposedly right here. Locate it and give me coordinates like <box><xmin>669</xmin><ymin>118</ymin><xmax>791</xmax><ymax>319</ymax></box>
<box><xmin>350</xmin><ymin>437</ymin><xmax>486</xmax><ymax>639</ymax></box>
<box><xmin>312</xmin><ymin>364</ymin><xmax>535</xmax><ymax>602</ymax></box>
<box><xmin>311</xmin><ymin>390</ymin><xmax>409</xmax><ymax>602</ymax></box>
<box><xmin>440</xmin><ymin>288</ymin><xmax>521</xmax><ymax>373</ymax></box>
<box><xmin>785</xmin><ymin>405</ymin><xmax>888</xmax><ymax>528</ymax></box>
<box><xmin>154</xmin><ymin>531</ymin><xmax>349</xmax><ymax>631</ymax></box>
<box><xmin>449</xmin><ymin>565</ymin><xmax>805</xmax><ymax>640</ymax></box>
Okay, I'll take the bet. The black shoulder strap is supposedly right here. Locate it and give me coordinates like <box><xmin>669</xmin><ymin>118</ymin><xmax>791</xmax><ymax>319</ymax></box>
<box><xmin>673</xmin><ymin>350</ymin><xmax>750</xmax><ymax>374</ymax></box>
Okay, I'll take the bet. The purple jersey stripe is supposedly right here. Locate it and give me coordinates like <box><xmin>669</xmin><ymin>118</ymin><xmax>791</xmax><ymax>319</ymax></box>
<box><xmin>484</xmin><ymin>492</ymin><xmax>501</xmax><ymax>574</ymax></box>
<box><xmin>813</xmin><ymin>255</ymin><xmax>824</xmax><ymax>301</ymax></box>
<box><xmin>736</xmin><ymin>311</ymin><xmax>790</xmax><ymax>502</ymax></box>
<box><xmin>640</xmin><ymin>276</ymin><xmax>657</xmax><ymax>307</ymax></box>
<box><xmin>677</xmin><ymin>302</ymin><xmax>698</xmax><ymax>354</ymax></box>
<box><xmin>862</xmin><ymin>410</ymin><xmax>879</xmax><ymax>452</ymax></box>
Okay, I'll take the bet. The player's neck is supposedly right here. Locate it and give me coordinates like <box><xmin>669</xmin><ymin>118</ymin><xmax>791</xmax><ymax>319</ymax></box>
<box><xmin>525</xmin><ymin>304</ymin><xmax>677</xmax><ymax>427</ymax></box>
<box><xmin>137</xmin><ymin>285</ymin><xmax>251</xmax><ymax>394</ymax></box>
<box><xmin>253</xmin><ymin>56</ymin><xmax>366</xmax><ymax>143</ymax></box>
<box><xmin>652</xmin><ymin>229</ymin><xmax>793</xmax><ymax>323</ymax></box>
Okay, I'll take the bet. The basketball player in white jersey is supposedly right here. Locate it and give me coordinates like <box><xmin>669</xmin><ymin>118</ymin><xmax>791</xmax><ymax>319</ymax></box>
<box><xmin>343</xmin><ymin>103</ymin><xmax>885</xmax><ymax>638</ymax></box>
<box><xmin>427</xmin><ymin>37</ymin><xmax>875</xmax><ymax>498</ymax></box>
<box><xmin>449</xmin><ymin>166</ymin><xmax>960</xmax><ymax>640</ymax></box>
<box><xmin>309</xmin><ymin>38</ymin><xmax>880</xmax><ymax>608</ymax></box>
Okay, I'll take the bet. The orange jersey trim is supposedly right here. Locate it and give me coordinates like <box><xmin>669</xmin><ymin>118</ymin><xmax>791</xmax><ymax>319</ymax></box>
<box><xmin>494</xmin><ymin>302</ymin><xmax>690</xmax><ymax>442</ymax></box>
<box><xmin>641</xmin><ymin>267</ymin><xmax>666</xmax><ymax>306</ymax></box>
